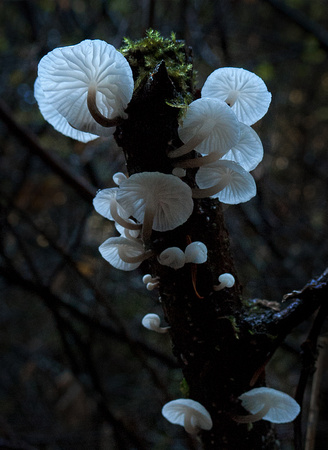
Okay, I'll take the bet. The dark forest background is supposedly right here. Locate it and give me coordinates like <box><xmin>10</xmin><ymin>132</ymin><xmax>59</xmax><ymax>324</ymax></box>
<box><xmin>1</xmin><ymin>0</ymin><xmax>328</xmax><ymax>448</ymax></box>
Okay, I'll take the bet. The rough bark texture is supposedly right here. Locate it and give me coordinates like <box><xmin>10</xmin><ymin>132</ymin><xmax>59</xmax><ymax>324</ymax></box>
<box><xmin>114</xmin><ymin>39</ymin><xmax>328</xmax><ymax>449</ymax></box>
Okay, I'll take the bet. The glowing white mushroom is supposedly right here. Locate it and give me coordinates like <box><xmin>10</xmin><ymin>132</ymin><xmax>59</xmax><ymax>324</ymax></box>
<box><xmin>112</xmin><ymin>172</ymin><xmax>128</xmax><ymax>186</ymax></box>
<box><xmin>219</xmin><ymin>123</ymin><xmax>264</xmax><ymax>171</ymax></box>
<box><xmin>116</xmin><ymin>172</ymin><xmax>194</xmax><ymax>241</ymax></box>
<box><xmin>194</xmin><ymin>160</ymin><xmax>256</xmax><ymax>204</ymax></box>
<box><xmin>34</xmin><ymin>78</ymin><xmax>98</xmax><ymax>143</ymax></box>
<box><xmin>213</xmin><ymin>273</ymin><xmax>235</xmax><ymax>291</ymax></box>
<box><xmin>162</xmin><ymin>399</ymin><xmax>213</xmax><ymax>434</ymax></box>
<box><xmin>99</xmin><ymin>237</ymin><xmax>152</xmax><ymax>271</ymax></box>
<box><xmin>201</xmin><ymin>67</ymin><xmax>272</xmax><ymax>126</ymax></box>
<box><xmin>142</xmin><ymin>274</ymin><xmax>159</xmax><ymax>290</ymax></box>
<box><xmin>234</xmin><ymin>387</ymin><xmax>300</xmax><ymax>424</ymax></box>
<box><xmin>36</xmin><ymin>39</ymin><xmax>133</xmax><ymax>137</ymax></box>
<box><xmin>158</xmin><ymin>247</ymin><xmax>186</xmax><ymax>270</ymax></box>
<box><xmin>93</xmin><ymin>188</ymin><xmax>141</xmax><ymax>232</ymax></box>
<box><xmin>168</xmin><ymin>97</ymin><xmax>240</xmax><ymax>160</ymax></box>
<box><xmin>141</xmin><ymin>314</ymin><xmax>170</xmax><ymax>333</ymax></box>
<box><xmin>185</xmin><ymin>242</ymin><xmax>208</xmax><ymax>264</ymax></box>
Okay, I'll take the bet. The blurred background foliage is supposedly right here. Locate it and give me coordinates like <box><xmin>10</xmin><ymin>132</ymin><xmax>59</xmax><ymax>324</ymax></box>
<box><xmin>0</xmin><ymin>0</ymin><xmax>328</xmax><ymax>448</ymax></box>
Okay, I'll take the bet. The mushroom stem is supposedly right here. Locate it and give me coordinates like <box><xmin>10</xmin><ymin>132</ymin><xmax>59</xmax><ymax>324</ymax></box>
<box><xmin>173</xmin><ymin>151</ymin><xmax>221</xmax><ymax>169</ymax></box>
<box><xmin>168</xmin><ymin>130</ymin><xmax>207</xmax><ymax>159</ymax></box>
<box><xmin>232</xmin><ymin>403</ymin><xmax>271</xmax><ymax>424</ymax></box>
<box><xmin>109</xmin><ymin>199</ymin><xmax>142</xmax><ymax>231</ymax></box>
<box><xmin>87</xmin><ymin>85</ymin><xmax>123</xmax><ymax>128</ymax></box>
<box><xmin>118</xmin><ymin>247</ymin><xmax>153</xmax><ymax>264</ymax></box>
<box><xmin>141</xmin><ymin>203</ymin><xmax>156</xmax><ymax>242</ymax></box>
<box><xmin>192</xmin><ymin>178</ymin><xmax>230</xmax><ymax>199</ymax></box>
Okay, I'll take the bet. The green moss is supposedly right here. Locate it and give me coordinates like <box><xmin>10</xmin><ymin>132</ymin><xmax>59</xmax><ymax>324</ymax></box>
<box><xmin>120</xmin><ymin>29</ymin><xmax>194</xmax><ymax>108</ymax></box>
<box><xmin>180</xmin><ymin>377</ymin><xmax>190</xmax><ymax>397</ymax></box>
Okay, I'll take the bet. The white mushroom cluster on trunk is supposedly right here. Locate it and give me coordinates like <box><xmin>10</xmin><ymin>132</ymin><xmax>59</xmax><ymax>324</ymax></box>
<box><xmin>35</xmin><ymin>39</ymin><xmax>134</xmax><ymax>142</ymax></box>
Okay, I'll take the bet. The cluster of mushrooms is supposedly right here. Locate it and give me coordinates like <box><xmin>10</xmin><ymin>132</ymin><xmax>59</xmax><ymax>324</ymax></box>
<box><xmin>35</xmin><ymin>38</ymin><xmax>300</xmax><ymax>436</ymax></box>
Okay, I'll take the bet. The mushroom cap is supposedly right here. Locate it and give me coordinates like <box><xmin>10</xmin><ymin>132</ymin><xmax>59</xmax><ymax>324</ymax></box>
<box><xmin>141</xmin><ymin>313</ymin><xmax>169</xmax><ymax>333</ymax></box>
<box><xmin>185</xmin><ymin>242</ymin><xmax>208</xmax><ymax>264</ymax></box>
<box><xmin>196</xmin><ymin>160</ymin><xmax>256</xmax><ymax>204</ymax></box>
<box><xmin>218</xmin><ymin>273</ymin><xmax>235</xmax><ymax>287</ymax></box>
<box><xmin>116</xmin><ymin>172</ymin><xmax>194</xmax><ymax>232</ymax></box>
<box><xmin>34</xmin><ymin>78</ymin><xmax>98</xmax><ymax>143</ymax></box>
<box><xmin>178</xmin><ymin>97</ymin><xmax>240</xmax><ymax>156</ymax></box>
<box><xmin>201</xmin><ymin>67</ymin><xmax>272</xmax><ymax>126</ymax></box>
<box><xmin>158</xmin><ymin>247</ymin><xmax>186</xmax><ymax>270</ymax></box>
<box><xmin>220</xmin><ymin>123</ymin><xmax>264</xmax><ymax>171</ymax></box>
<box><xmin>37</xmin><ymin>39</ymin><xmax>134</xmax><ymax>136</ymax></box>
<box><xmin>93</xmin><ymin>188</ymin><xmax>130</xmax><ymax>221</ymax></box>
<box><xmin>239</xmin><ymin>387</ymin><xmax>300</xmax><ymax>424</ymax></box>
<box><xmin>99</xmin><ymin>236</ymin><xmax>145</xmax><ymax>271</ymax></box>
<box><xmin>162</xmin><ymin>399</ymin><xmax>213</xmax><ymax>434</ymax></box>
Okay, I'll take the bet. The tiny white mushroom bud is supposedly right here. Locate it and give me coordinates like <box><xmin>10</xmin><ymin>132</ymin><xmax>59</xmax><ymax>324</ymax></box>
<box><xmin>233</xmin><ymin>387</ymin><xmax>300</xmax><ymax>424</ymax></box>
<box><xmin>141</xmin><ymin>314</ymin><xmax>169</xmax><ymax>333</ymax></box>
<box><xmin>158</xmin><ymin>247</ymin><xmax>186</xmax><ymax>270</ymax></box>
<box><xmin>112</xmin><ymin>172</ymin><xmax>127</xmax><ymax>186</ymax></box>
<box><xmin>185</xmin><ymin>242</ymin><xmax>208</xmax><ymax>264</ymax></box>
<box><xmin>146</xmin><ymin>282</ymin><xmax>159</xmax><ymax>291</ymax></box>
<box><xmin>172</xmin><ymin>167</ymin><xmax>187</xmax><ymax>178</ymax></box>
<box><xmin>162</xmin><ymin>399</ymin><xmax>213</xmax><ymax>434</ymax></box>
<box><xmin>213</xmin><ymin>273</ymin><xmax>235</xmax><ymax>291</ymax></box>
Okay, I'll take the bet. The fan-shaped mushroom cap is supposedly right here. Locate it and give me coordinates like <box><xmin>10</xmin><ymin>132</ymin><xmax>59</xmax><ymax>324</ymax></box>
<box><xmin>201</xmin><ymin>67</ymin><xmax>272</xmax><ymax>126</ymax></box>
<box><xmin>141</xmin><ymin>313</ymin><xmax>170</xmax><ymax>333</ymax></box>
<box><xmin>37</xmin><ymin>39</ymin><xmax>133</xmax><ymax>136</ymax></box>
<box><xmin>34</xmin><ymin>78</ymin><xmax>98</xmax><ymax>143</ymax></box>
<box><xmin>93</xmin><ymin>188</ymin><xmax>130</xmax><ymax>221</ymax></box>
<box><xmin>194</xmin><ymin>160</ymin><xmax>256</xmax><ymax>204</ymax></box>
<box><xmin>158</xmin><ymin>247</ymin><xmax>186</xmax><ymax>270</ymax></box>
<box><xmin>178</xmin><ymin>98</ymin><xmax>240</xmax><ymax>157</ymax></box>
<box><xmin>239</xmin><ymin>387</ymin><xmax>300</xmax><ymax>424</ymax></box>
<box><xmin>99</xmin><ymin>236</ymin><xmax>147</xmax><ymax>271</ymax></box>
<box><xmin>162</xmin><ymin>399</ymin><xmax>213</xmax><ymax>434</ymax></box>
<box><xmin>185</xmin><ymin>242</ymin><xmax>208</xmax><ymax>264</ymax></box>
<box><xmin>116</xmin><ymin>172</ymin><xmax>194</xmax><ymax>234</ymax></box>
<box><xmin>220</xmin><ymin>123</ymin><xmax>264</xmax><ymax>171</ymax></box>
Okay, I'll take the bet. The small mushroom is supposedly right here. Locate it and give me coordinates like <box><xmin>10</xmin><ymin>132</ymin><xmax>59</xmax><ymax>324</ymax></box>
<box><xmin>36</xmin><ymin>39</ymin><xmax>133</xmax><ymax>137</ymax></box>
<box><xmin>99</xmin><ymin>236</ymin><xmax>152</xmax><ymax>271</ymax></box>
<box><xmin>185</xmin><ymin>242</ymin><xmax>208</xmax><ymax>264</ymax></box>
<box><xmin>116</xmin><ymin>172</ymin><xmax>194</xmax><ymax>241</ymax></box>
<box><xmin>193</xmin><ymin>160</ymin><xmax>256</xmax><ymax>204</ymax></box>
<box><xmin>168</xmin><ymin>97</ymin><xmax>240</xmax><ymax>160</ymax></box>
<box><xmin>158</xmin><ymin>247</ymin><xmax>186</xmax><ymax>270</ymax></box>
<box><xmin>112</xmin><ymin>172</ymin><xmax>127</xmax><ymax>186</ymax></box>
<box><xmin>162</xmin><ymin>398</ymin><xmax>213</xmax><ymax>434</ymax></box>
<box><xmin>233</xmin><ymin>387</ymin><xmax>300</xmax><ymax>424</ymax></box>
<box><xmin>213</xmin><ymin>273</ymin><xmax>235</xmax><ymax>291</ymax></box>
<box><xmin>142</xmin><ymin>274</ymin><xmax>159</xmax><ymax>290</ymax></box>
<box><xmin>93</xmin><ymin>188</ymin><xmax>141</xmax><ymax>232</ymax></box>
<box><xmin>219</xmin><ymin>123</ymin><xmax>264</xmax><ymax>172</ymax></box>
<box><xmin>141</xmin><ymin>314</ymin><xmax>169</xmax><ymax>333</ymax></box>
<box><xmin>201</xmin><ymin>67</ymin><xmax>272</xmax><ymax>126</ymax></box>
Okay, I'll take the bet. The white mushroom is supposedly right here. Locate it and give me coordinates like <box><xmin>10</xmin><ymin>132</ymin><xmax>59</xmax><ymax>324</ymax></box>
<box><xmin>112</xmin><ymin>172</ymin><xmax>128</xmax><ymax>186</ymax></box>
<box><xmin>201</xmin><ymin>67</ymin><xmax>272</xmax><ymax>126</ymax></box>
<box><xmin>116</xmin><ymin>172</ymin><xmax>194</xmax><ymax>241</ymax></box>
<box><xmin>162</xmin><ymin>398</ymin><xmax>213</xmax><ymax>434</ymax></box>
<box><xmin>219</xmin><ymin>123</ymin><xmax>264</xmax><ymax>171</ymax></box>
<box><xmin>99</xmin><ymin>236</ymin><xmax>152</xmax><ymax>271</ymax></box>
<box><xmin>185</xmin><ymin>242</ymin><xmax>208</xmax><ymax>264</ymax></box>
<box><xmin>34</xmin><ymin>77</ymin><xmax>99</xmax><ymax>143</ymax></box>
<box><xmin>141</xmin><ymin>314</ymin><xmax>170</xmax><ymax>333</ymax></box>
<box><xmin>168</xmin><ymin>97</ymin><xmax>240</xmax><ymax>160</ymax></box>
<box><xmin>158</xmin><ymin>247</ymin><xmax>186</xmax><ymax>270</ymax></box>
<box><xmin>36</xmin><ymin>39</ymin><xmax>133</xmax><ymax>137</ymax></box>
<box><xmin>93</xmin><ymin>188</ymin><xmax>141</xmax><ymax>232</ymax></box>
<box><xmin>193</xmin><ymin>160</ymin><xmax>256</xmax><ymax>204</ymax></box>
<box><xmin>142</xmin><ymin>274</ymin><xmax>159</xmax><ymax>290</ymax></box>
<box><xmin>213</xmin><ymin>273</ymin><xmax>235</xmax><ymax>291</ymax></box>
<box><xmin>233</xmin><ymin>387</ymin><xmax>300</xmax><ymax>424</ymax></box>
